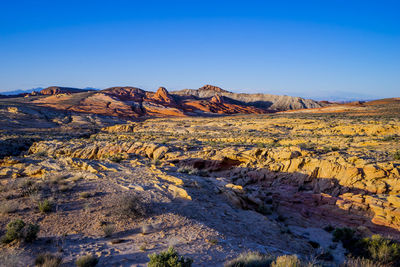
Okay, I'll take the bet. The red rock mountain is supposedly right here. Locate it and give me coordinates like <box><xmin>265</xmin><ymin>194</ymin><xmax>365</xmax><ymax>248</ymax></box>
<box><xmin>39</xmin><ymin>86</ymin><xmax>92</xmax><ymax>95</ymax></box>
<box><xmin>25</xmin><ymin>85</ymin><xmax>325</xmax><ymax>117</ymax></box>
<box><xmin>151</xmin><ymin>87</ymin><xmax>176</xmax><ymax>105</ymax></box>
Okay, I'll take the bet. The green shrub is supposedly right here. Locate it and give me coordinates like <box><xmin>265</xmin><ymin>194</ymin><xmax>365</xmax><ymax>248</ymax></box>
<box><xmin>271</xmin><ymin>255</ymin><xmax>302</xmax><ymax>267</ymax></box>
<box><xmin>76</xmin><ymin>255</ymin><xmax>98</xmax><ymax>267</ymax></box>
<box><xmin>148</xmin><ymin>247</ymin><xmax>193</xmax><ymax>267</ymax></box>
<box><xmin>394</xmin><ymin>151</ymin><xmax>400</xmax><ymax>160</ymax></box>
<box><xmin>1</xmin><ymin>219</ymin><xmax>39</xmax><ymax>244</ymax></box>
<box><xmin>23</xmin><ymin>223</ymin><xmax>40</xmax><ymax>242</ymax></box>
<box><xmin>1</xmin><ymin>219</ymin><xmax>25</xmax><ymax>243</ymax></box>
<box><xmin>112</xmin><ymin>193</ymin><xmax>148</xmax><ymax>219</ymax></box>
<box><xmin>35</xmin><ymin>253</ymin><xmax>62</xmax><ymax>267</ymax></box>
<box><xmin>333</xmin><ymin>229</ymin><xmax>400</xmax><ymax>266</ymax></box>
<box><xmin>360</xmin><ymin>235</ymin><xmax>400</xmax><ymax>264</ymax></box>
<box><xmin>38</xmin><ymin>199</ymin><xmax>53</xmax><ymax>213</ymax></box>
<box><xmin>332</xmin><ymin>227</ymin><xmax>358</xmax><ymax>249</ymax></box>
<box><xmin>224</xmin><ymin>251</ymin><xmax>273</xmax><ymax>267</ymax></box>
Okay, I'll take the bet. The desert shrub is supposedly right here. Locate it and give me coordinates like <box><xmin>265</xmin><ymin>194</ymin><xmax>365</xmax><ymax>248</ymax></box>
<box><xmin>0</xmin><ymin>200</ymin><xmax>18</xmax><ymax>214</ymax></box>
<box><xmin>19</xmin><ymin>179</ymin><xmax>40</xmax><ymax>196</ymax></box>
<box><xmin>333</xmin><ymin>228</ymin><xmax>400</xmax><ymax>265</ymax></box>
<box><xmin>23</xmin><ymin>223</ymin><xmax>40</xmax><ymax>242</ymax></box>
<box><xmin>224</xmin><ymin>251</ymin><xmax>273</xmax><ymax>267</ymax></box>
<box><xmin>1</xmin><ymin>219</ymin><xmax>25</xmax><ymax>244</ymax></box>
<box><xmin>112</xmin><ymin>193</ymin><xmax>149</xmax><ymax>219</ymax></box>
<box><xmin>76</xmin><ymin>255</ymin><xmax>98</xmax><ymax>267</ymax></box>
<box><xmin>271</xmin><ymin>255</ymin><xmax>302</xmax><ymax>267</ymax></box>
<box><xmin>360</xmin><ymin>235</ymin><xmax>400</xmax><ymax>265</ymax></box>
<box><xmin>177</xmin><ymin>166</ymin><xmax>199</xmax><ymax>175</ymax></box>
<box><xmin>38</xmin><ymin>199</ymin><xmax>53</xmax><ymax>213</ymax></box>
<box><xmin>35</xmin><ymin>253</ymin><xmax>62</xmax><ymax>267</ymax></box>
<box><xmin>341</xmin><ymin>257</ymin><xmax>388</xmax><ymax>267</ymax></box>
<box><xmin>148</xmin><ymin>247</ymin><xmax>193</xmax><ymax>267</ymax></box>
<box><xmin>332</xmin><ymin>227</ymin><xmax>358</xmax><ymax>250</ymax></box>
<box><xmin>394</xmin><ymin>151</ymin><xmax>400</xmax><ymax>160</ymax></box>
<box><xmin>1</xmin><ymin>219</ymin><xmax>39</xmax><ymax>243</ymax></box>
<box><xmin>102</xmin><ymin>224</ymin><xmax>116</xmax><ymax>238</ymax></box>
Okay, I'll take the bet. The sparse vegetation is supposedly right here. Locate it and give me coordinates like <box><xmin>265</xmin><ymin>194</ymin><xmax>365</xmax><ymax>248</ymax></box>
<box><xmin>19</xmin><ymin>179</ymin><xmax>40</xmax><ymax>196</ymax></box>
<box><xmin>271</xmin><ymin>255</ymin><xmax>303</xmax><ymax>267</ymax></box>
<box><xmin>177</xmin><ymin>166</ymin><xmax>199</xmax><ymax>175</ymax></box>
<box><xmin>76</xmin><ymin>255</ymin><xmax>98</xmax><ymax>267</ymax></box>
<box><xmin>35</xmin><ymin>253</ymin><xmax>62</xmax><ymax>267</ymax></box>
<box><xmin>102</xmin><ymin>224</ymin><xmax>116</xmax><ymax>238</ymax></box>
<box><xmin>224</xmin><ymin>251</ymin><xmax>273</xmax><ymax>267</ymax></box>
<box><xmin>333</xmin><ymin>228</ymin><xmax>400</xmax><ymax>266</ymax></box>
<box><xmin>360</xmin><ymin>234</ymin><xmax>400</xmax><ymax>265</ymax></box>
<box><xmin>1</xmin><ymin>103</ymin><xmax>400</xmax><ymax>266</ymax></box>
<box><xmin>394</xmin><ymin>150</ymin><xmax>400</xmax><ymax>160</ymax></box>
<box><xmin>148</xmin><ymin>247</ymin><xmax>193</xmax><ymax>267</ymax></box>
<box><xmin>332</xmin><ymin>227</ymin><xmax>357</xmax><ymax>249</ymax></box>
<box><xmin>38</xmin><ymin>199</ymin><xmax>53</xmax><ymax>213</ymax></box>
<box><xmin>0</xmin><ymin>200</ymin><xmax>18</xmax><ymax>214</ymax></box>
<box><xmin>112</xmin><ymin>193</ymin><xmax>149</xmax><ymax>219</ymax></box>
<box><xmin>341</xmin><ymin>257</ymin><xmax>389</xmax><ymax>267</ymax></box>
<box><xmin>1</xmin><ymin>219</ymin><xmax>39</xmax><ymax>244</ymax></box>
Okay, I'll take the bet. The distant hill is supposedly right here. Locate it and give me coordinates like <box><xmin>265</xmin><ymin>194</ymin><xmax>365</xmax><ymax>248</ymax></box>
<box><xmin>1</xmin><ymin>87</ymin><xmax>43</xmax><ymax>95</ymax></box>
<box><xmin>2</xmin><ymin>84</ymin><xmax>327</xmax><ymax>117</ymax></box>
<box><xmin>39</xmin><ymin>86</ymin><xmax>94</xmax><ymax>95</ymax></box>
<box><xmin>172</xmin><ymin>85</ymin><xmax>324</xmax><ymax>111</ymax></box>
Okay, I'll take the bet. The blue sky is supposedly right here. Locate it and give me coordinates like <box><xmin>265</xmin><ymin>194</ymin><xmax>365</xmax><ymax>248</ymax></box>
<box><xmin>0</xmin><ymin>0</ymin><xmax>399</xmax><ymax>100</ymax></box>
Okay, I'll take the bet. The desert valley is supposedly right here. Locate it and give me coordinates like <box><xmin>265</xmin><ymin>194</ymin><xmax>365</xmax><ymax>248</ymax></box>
<box><xmin>0</xmin><ymin>85</ymin><xmax>399</xmax><ymax>266</ymax></box>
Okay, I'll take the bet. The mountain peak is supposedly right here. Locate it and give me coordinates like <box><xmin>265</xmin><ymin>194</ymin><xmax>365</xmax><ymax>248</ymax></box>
<box><xmin>199</xmin><ymin>85</ymin><xmax>230</xmax><ymax>93</ymax></box>
<box><xmin>153</xmin><ymin>87</ymin><xmax>175</xmax><ymax>104</ymax></box>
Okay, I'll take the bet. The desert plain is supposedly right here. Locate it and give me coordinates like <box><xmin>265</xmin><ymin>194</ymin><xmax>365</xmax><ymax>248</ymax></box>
<box><xmin>0</xmin><ymin>87</ymin><xmax>400</xmax><ymax>266</ymax></box>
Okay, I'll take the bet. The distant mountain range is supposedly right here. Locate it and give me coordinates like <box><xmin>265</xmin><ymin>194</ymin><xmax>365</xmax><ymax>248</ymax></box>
<box><xmin>1</xmin><ymin>87</ymin><xmax>44</xmax><ymax>95</ymax></box>
<box><xmin>0</xmin><ymin>85</ymin><xmax>327</xmax><ymax>117</ymax></box>
<box><xmin>0</xmin><ymin>87</ymin><xmax>99</xmax><ymax>95</ymax></box>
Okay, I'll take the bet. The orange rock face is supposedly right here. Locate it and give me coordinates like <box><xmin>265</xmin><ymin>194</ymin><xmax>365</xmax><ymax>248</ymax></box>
<box><xmin>29</xmin><ymin>84</ymin><xmax>323</xmax><ymax>118</ymax></box>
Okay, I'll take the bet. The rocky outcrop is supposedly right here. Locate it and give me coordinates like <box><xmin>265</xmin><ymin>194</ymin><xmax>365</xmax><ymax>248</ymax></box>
<box><xmin>102</xmin><ymin>87</ymin><xmax>146</xmax><ymax>101</ymax></box>
<box><xmin>151</xmin><ymin>87</ymin><xmax>176</xmax><ymax>105</ymax></box>
<box><xmin>189</xmin><ymin>146</ymin><xmax>400</xmax><ymax>233</ymax></box>
<box><xmin>28</xmin><ymin>140</ymin><xmax>170</xmax><ymax>161</ymax></box>
<box><xmin>173</xmin><ymin>85</ymin><xmax>325</xmax><ymax>111</ymax></box>
<box><xmin>40</xmin><ymin>86</ymin><xmax>91</xmax><ymax>95</ymax></box>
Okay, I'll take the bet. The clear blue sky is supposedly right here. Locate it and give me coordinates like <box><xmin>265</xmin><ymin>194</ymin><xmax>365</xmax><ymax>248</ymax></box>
<box><xmin>1</xmin><ymin>0</ymin><xmax>399</xmax><ymax>100</ymax></box>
